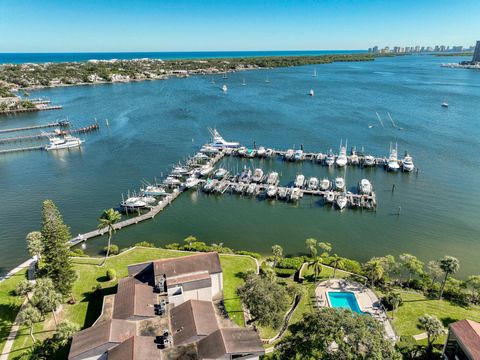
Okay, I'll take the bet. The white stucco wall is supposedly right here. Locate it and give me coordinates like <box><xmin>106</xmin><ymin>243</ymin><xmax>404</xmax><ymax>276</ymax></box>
<box><xmin>210</xmin><ymin>272</ymin><xmax>223</xmax><ymax>300</ymax></box>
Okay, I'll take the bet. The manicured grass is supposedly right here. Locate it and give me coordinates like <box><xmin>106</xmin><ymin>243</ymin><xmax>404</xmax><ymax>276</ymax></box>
<box><xmin>7</xmin><ymin>248</ymin><xmax>256</xmax><ymax>359</ymax></box>
<box><xmin>0</xmin><ymin>270</ymin><xmax>27</xmax><ymax>354</ymax></box>
<box><xmin>389</xmin><ymin>291</ymin><xmax>480</xmax><ymax>339</ymax></box>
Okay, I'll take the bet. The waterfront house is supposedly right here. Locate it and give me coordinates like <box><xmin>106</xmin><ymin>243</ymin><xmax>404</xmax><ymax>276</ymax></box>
<box><xmin>442</xmin><ymin>319</ymin><xmax>480</xmax><ymax>360</ymax></box>
<box><xmin>127</xmin><ymin>252</ymin><xmax>223</xmax><ymax>306</ymax></box>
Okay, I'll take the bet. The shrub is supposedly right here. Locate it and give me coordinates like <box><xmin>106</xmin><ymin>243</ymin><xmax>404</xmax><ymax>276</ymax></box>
<box><xmin>234</xmin><ymin>250</ymin><xmax>262</xmax><ymax>259</ymax></box>
<box><xmin>106</xmin><ymin>269</ymin><xmax>116</xmax><ymax>281</ymax></box>
<box><xmin>69</xmin><ymin>248</ymin><xmax>85</xmax><ymax>257</ymax></box>
<box><xmin>164</xmin><ymin>243</ymin><xmax>180</xmax><ymax>250</ymax></box>
<box><xmin>103</xmin><ymin>244</ymin><xmax>119</xmax><ymax>255</ymax></box>
<box><xmin>276</xmin><ymin>257</ymin><xmax>304</xmax><ymax>270</ymax></box>
<box><xmin>134</xmin><ymin>241</ymin><xmax>156</xmax><ymax>248</ymax></box>
<box><xmin>339</xmin><ymin>258</ymin><xmax>362</xmax><ymax>274</ymax></box>
<box><xmin>381</xmin><ymin>292</ymin><xmax>403</xmax><ymax>310</ymax></box>
<box><xmin>275</xmin><ymin>268</ymin><xmax>296</xmax><ymax>278</ymax></box>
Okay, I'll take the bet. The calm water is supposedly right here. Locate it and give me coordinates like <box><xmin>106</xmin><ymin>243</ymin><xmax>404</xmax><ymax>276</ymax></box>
<box><xmin>1</xmin><ymin>55</ymin><xmax>479</xmax><ymax>277</ymax></box>
<box><xmin>0</xmin><ymin>50</ymin><xmax>364</xmax><ymax>64</ymax></box>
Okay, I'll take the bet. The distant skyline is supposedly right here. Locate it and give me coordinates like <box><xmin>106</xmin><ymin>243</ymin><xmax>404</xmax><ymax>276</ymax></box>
<box><xmin>0</xmin><ymin>0</ymin><xmax>478</xmax><ymax>52</ymax></box>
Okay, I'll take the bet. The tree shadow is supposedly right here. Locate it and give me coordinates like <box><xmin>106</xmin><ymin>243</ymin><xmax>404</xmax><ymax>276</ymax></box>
<box><xmin>441</xmin><ymin>316</ymin><xmax>458</xmax><ymax>328</ymax></box>
<box><xmin>234</xmin><ymin>271</ymin><xmax>247</xmax><ymax>280</ymax></box>
<box><xmin>96</xmin><ymin>275</ymin><xmax>109</xmax><ymax>283</ymax></box>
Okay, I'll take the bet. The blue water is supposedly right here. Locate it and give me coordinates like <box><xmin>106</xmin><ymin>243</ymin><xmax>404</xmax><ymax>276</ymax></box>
<box><xmin>0</xmin><ymin>50</ymin><xmax>365</xmax><ymax>64</ymax></box>
<box><xmin>328</xmin><ymin>292</ymin><xmax>363</xmax><ymax>314</ymax></box>
<box><xmin>0</xmin><ymin>55</ymin><xmax>479</xmax><ymax>278</ymax></box>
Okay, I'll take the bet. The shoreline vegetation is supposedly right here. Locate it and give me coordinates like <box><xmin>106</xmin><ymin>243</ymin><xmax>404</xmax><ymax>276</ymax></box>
<box><xmin>0</xmin><ymin>53</ymin><xmax>375</xmax><ymax>94</ymax></box>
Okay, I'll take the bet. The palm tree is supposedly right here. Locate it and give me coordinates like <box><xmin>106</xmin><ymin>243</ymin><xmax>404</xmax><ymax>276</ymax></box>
<box><xmin>438</xmin><ymin>256</ymin><xmax>460</xmax><ymax>300</ymax></box>
<box><xmin>308</xmin><ymin>256</ymin><xmax>323</xmax><ymax>284</ymax></box>
<box><xmin>15</xmin><ymin>280</ymin><xmax>34</xmax><ymax>304</ymax></box>
<box><xmin>18</xmin><ymin>305</ymin><xmax>42</xmax><ymax>342</ymax></box>
<box><xmin>417</xmin><ymin>314</ymin><xmax>443</xmax><ymax>353</ymax></box>
<box><xmin>271</xmin><ymin>245</ymin><xmax>283</xmax><ymax>269</ymax></box>
<box><xmin>98</xmin><ymin>209</ymin><xmax>121</xmax><ymax>266</ymax></box>
<box><xmin>53</xmin><ymin>321</ymin><xmax>80</xmax><ymax>346</ymax></box>
<box><xmin>364</xmin><ymin>259</ymin><xmax>385</xmax><ymax>288</ymax></box>
<box><xmin>330</xmin><ymin>254</ymin><xmax>344</xmax><ymax>278</ymax></box>
<box><xmin>388</xmin><ymin>292</ymin><xmax>402</xmax><ymax>319</ymax></box>
<box><xmin>305</xmin><ymin>238</ymin><xmax>317</xmax><ymax>258</ymax></box>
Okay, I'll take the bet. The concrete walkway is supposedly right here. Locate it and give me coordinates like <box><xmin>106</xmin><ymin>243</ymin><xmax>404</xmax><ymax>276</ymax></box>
<box><xmin>0</xmin><ymin>298</ymin><xmax>28</xmax><ymax>360</ymax></box>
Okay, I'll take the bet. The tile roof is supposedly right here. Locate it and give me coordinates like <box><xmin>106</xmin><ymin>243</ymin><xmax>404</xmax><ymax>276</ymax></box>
<box><xmin>450</xmin><ymin>319</ymin><xmax>480</xmax><ymax>359</ymax></box>
<box><xmin>197</xmin><ymin>328</ymin><xmax>264</xmax><ymax>359</ymax></box>
<box><xmin>153</xmin><ymin>253</ymin><xmax>222</xmax><ymax>278</ymax></box>
<box><xmin>170</xmin><ymin>299</ymin><xmax>219</xmax><ymax>346</ymax></box>
<box><xmin>107</xmin><ymin>336</ymin><xmax>161</xmax><ymax>360</ymax></box>
<box><xmin>112</xmin><ymin>277</ymin><xmax>155</xmax><ymax>320</ymax></box>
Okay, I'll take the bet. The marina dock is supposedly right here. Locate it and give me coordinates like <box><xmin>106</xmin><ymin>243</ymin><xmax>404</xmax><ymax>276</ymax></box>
<box><xmin>0</xmin><ymin>120</ymin><xmax>70</xmax><ymax>134</ymax></box>
<box><xmin>0</xmin><ymin>123</ymin><xmax>99</xmax><ymax>144</ymax></box>
<box><xmin>0</xmin><ymin>105</ymin><xmax>62</xmax><ymax>115</ymax></box>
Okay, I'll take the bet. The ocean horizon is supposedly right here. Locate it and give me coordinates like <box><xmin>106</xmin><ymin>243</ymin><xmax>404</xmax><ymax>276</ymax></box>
<box><xmin>0</xmin><ymin>50</ymin><xmax>366</xmax><ymax>64</ymax></box>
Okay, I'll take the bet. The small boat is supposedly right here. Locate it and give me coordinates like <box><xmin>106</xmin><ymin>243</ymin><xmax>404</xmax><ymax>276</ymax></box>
<box><xmin>265</xmin><ymin>148</ymin><xmax>274</xmax><ymax>157</ymax></box>
<box><xmin>199</xmin><ymin>164</ymin><xmax>214</xmax><ymax>176</ymax></box>
<box><xmin>402</xmin><ymin>154</ymin><xmax>415</xmax><ymax>172</ymax></box>
<box><xmin>242</xmin><ymin>78</ymin><xmax>246</xmax><ymax>86</ymax></box>
<box><xmin>316</xmin><ymin>153</ymin><xmax>325</xmax><ymax>163</ymax></box>
<box><xmin>284</xmin><ymin>149</ymin><xmax>295</xmax><ymax>161</ymax></box>
<box><xmin>294</xmin><ymin>174</ymin><xmax>305</xmax><ymax>188</ymax></box>
<box><xmin>214</xmin><ymin>168</ymin><xmax>228</xmax><ymax>179</ymax></box>
<box><xmin>387</xmin><ymin>143</ymin><xmax>400</xmax><ymax>172</ymax></box>
<box><xmin>245</xmin><ymin>149</ymin><xmax>256</xmax><ymax>158</ymax></box>
<box><xmin>171</xmin><ymin>165</ymin><xmax>189</xmax><ymax>176</ymax></box>
<box><xmin>441</xmin><ymin>99</ymin><xmax>449</xmax><ymax>108</ymax></box>
<box><xmin>319</xmin><ymin>178</ymin><xmax>331</xmax><ymax>191</ymax></box>
<box><xmin>256</xmin><ymin>146</ymin><xmax>266</xmax><ymax>157</ymax></box>
<box><xmin>185</xmin><ymin>177</ymin><xmax>199</xmax><ymax>188</ymax></box>
<box><xmin>222</xmin><ymin>84</ymin><xmax>228</xmax><ymax>92</ymax></box>
<box><xmin>358</xmin><ymin>179</ymin><xmax>372</xmax><ymax>195</ymax></box>
<box><xmin>203</xmin><ymin>179</ymin><xmax>219</xmax><ymax>193</ymax></box>
<box><xmin>325</xmin><ymin>149</ymin><xmax>335</xmax><ymax>166</ymax></box>
<box><xmin>209</xmin><ymin>128</ymin><xmax>239</xmax><ymax>149</ymax></box>
<box><xmin>234</xmin><ymin>183</ymin><xmax>245</xmax><ymax>193</ymax></box>
<box><xmin>239</xmin><ymin>167</ymin><xmax>252</xmax><ymax>182</ymax></box>
<box><xmin>336</xmin><ymin>193</ymin><xmax>348</xmax><ymax>210</ymax></box>
<box><xmin>266</xmin><ymin>185</ymin><xmax>277</xmax><ymax>198</ymax></box>
<box><xmin>193</xmin><ymin>152</ymin><xmax>210</xmax><ymax>161</ymax></box>
<box><xmin>309</xmin><ymin>89</ymin><xmax>314</xmax><ymax>96</ymax></box>
<box><xmin>45</xmin><ymin>135</ymin><xmax>84</xmax><ymax>150</ymax></box>
<box><xmin>336</xmin><ymin>140</ymin><xmax>348</xmax><ymax>167</ymax></box>
<box><xmin>289</xmin><ymin>187</ymin><xmax>302</xmax><ymax>202</ymax></box>
<box><xmin>266</xmin><ymin>172</ymin><xmax>279</xmax><ymax>185</ymax></box>
<box><xmin>141</xmin><ymin>196</ymin><xmax>156</xmax><ymax>204</ymax></box>
<box><xmin>164</xmin><ymin>176</ymin><xmax>181</xmax><ymax>187</ymax></box>
<box><xmin>334</xmin><ymin>177</ymin><xmax>345</xmax><ymax>191</ymax></box>
<box><xmin>278</xmin><ymin>187</ymin><xmax>289</xmax><ymax>200</ymax></box>
<box><xmin>350</xmin><ymin>148</ymin><xmax>359</xmax><ymax>165</ymax></box>
<box><xmin>363</xmin><ymin>155</ymin><xmax>376</xmax><ymax>167</ymax></box>
<box><xmin>237</xmin><ymin>147</ymin><xmax>247</xmax><ymax>157</ymax></box>
<box><xmin>307</xmin><ymin>177</ymin><xmax>319</xmax><ymax>190</ymax></box>
<box><xmin>246</xmin><ymin>183</ymin><xmax>257</xmax><ymax>195</ymax></box>
<box><xmin>293</xmin><ymin>149</ymin><xmax>304</xmax><ymax>162</ymax></box>
<box><xmin>324</xmin><ymin>191</ymin><xmax>335</xmax><ymax>203</ymax></box>
<box><xmin>141</xmin><ymin>185</ymin><xmax>167</xmax><ymax>196</ymax></box>
<box><xmin>121</xmin><ymin>197</ymin><xmax>147</xmax><ymax>209</ymax></box>
<box><xmin>200</xmin><ymin>145</ymin><xmax>219</xmax><ymax>154</ymax></box>
<box><xmin>252</xmin><ymin>168</ymin><xmax>264</xmax><ymax>182</ymax></box>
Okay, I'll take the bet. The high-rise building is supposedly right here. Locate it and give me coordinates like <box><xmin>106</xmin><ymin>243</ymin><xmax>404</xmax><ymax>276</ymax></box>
<box><xmin>473</xmin><ymin>41</ymin><xmax>480</xmax><ymax>63</ymax></box>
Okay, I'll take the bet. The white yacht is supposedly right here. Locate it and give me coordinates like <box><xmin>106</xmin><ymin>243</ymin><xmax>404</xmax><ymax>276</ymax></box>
<box><xmin>245</xmin><ymin>149</ymin><xmax>256</xmax><ymax>158</ymax></box>
<box><xmin>164</xmin><ymin>176</ymin><xmax>181</xmax><ymax>187</ymax></box>
<box><xmin>284</xmin><ymin>149</ymin><xmax>295</xmax><ymax>161</ymax></box>
<box><xmin>200</xmin><ymin>145</ymin><xmax>219</xmax><ymax>154</ymax></box>
<box><xmin>171</xmin><ymin>165</ymin><xmax>189</xmax><ymax>176</ymax></box>
<box><xmin>266</xmin><ymin>171</ymin><xmax>279</xmax><ymax>185</ymax></box>
<box><xmin>141</xmin><ymin>185</ymin><xmax>166</xmax><ymax>197</ymax></box>
<box><xmin>294</xmin><ymin>174</ymin><xmax>305</xmax><ymax>188</ymax></box>
<box><xmin>265</xmin><ymin>148</ymin><xmax>274</xmax><ymax>157</ymax></box>
<box><xmin>45</xmin><ymin>135</ymin><xmax>84</xmax><ymax>150</ymax></box>
<box><xmin>402</xmin><ymin>154</ymin><xmax>415</xmax><ymax>172</ymax></box>
<box><xmin>334</xmin><ymin>177</ymin><xmax>345</xmax><ymax>191</ymax></box>
<box><xmin>316</xmin><ymin>153</ymin><xmax>325</xmax><ymax>163</ymax></box>
<box><xmin>336</xmin><ymin>140</ymin><xmax>348</xmax><ymax>167</ymax></box>
<box><xmin>121</xmin><ymin>197</ymin><xmax>147</xmax><ymax>209</ymax></box>
<box><xmin>307</xmin><ymin>177</ymin><xmax>319</xmax><ymax>190</ymax></box>
<box><xmin>214</xmin><ymin>168</ymin><xmax>228</xmax><ymax>179</ymax></box>
<box><xmin>266</xmin><ymin>185</ymin><xmax>277</xmax><ymax>198</ymax></box>
<box><xmin>141</xmin><ymin>196</ymin><xmax>156</xmax><ymax>204</ymax></box>
<box><xmin>319</xmin><ymin>178</ymin><xmax>331</xmax><ymax>191</ymax></box>
<box><xmin>246</xmin><ymin>183</ymin><xmax>257</xmax><ymax>195</ymax></box>
<box><xmin>358</xmin><ymin>179</ymin><xmax>372</xmax><ymax>195</ymax></box>
<box><xmin>239</xmin><ymin>167</ymin><xmax>252</xmax><ymax>182</ymax></box>
<box><xmin>185</xmin><ymin>176</ymin><xmax>199</xmax><ymax>188</ymax></box>
<box><xmin>199</xmin><ymin>164</ymin><xmax>214</xmax><ymax>176</ymax></box>
<box><xmin>222</xmin><ymin>84</ymin><xmax>228</xmax><ymax>92</ymax></box>
<box><xmin>209</xmin><ymin>128</ymin><xmax>239</xmax><ymax>149</ymax></box>
<box><xmin>203</xmin><ymin>179</ymin><xmax>219</xmax><ymax>193</ymax></box>
<box><xmin>294</xmin><ymin>149</ymin><xmax>304</xmax><ymax>162</ymax></box>
<box><xmin>237</xmin><ymin>147</ymin><xmax>247</xmax><ymax>156</ymax></box>
<box><xmin>350</xmin><ymin>148</ymin><xmax>359</xmax><ymax>165</ymax></box>
<box><xmin>363</xmin><ymin>155</ymin><xmax>376</xmax><ymax>167</ymax></box>
<box><xmin>278</xmin><ymin>187</ymin><xmax>289</xmax><ymax>200</ymax></box>
<box><xmin>289</xmin><ymin>187</ymin><xmax>302</xmax><ymax>202</ymax></box>
<box><xmin>336</xmin><ymin>193</ymin><xmax>348</xmax><ymax>210</ymax></box>
<box><xmin>324</xmin><ymin>191</ymin><xmax>335</xmax><ymax>203</ymax></box>
<box><xmin>441</xmin><ymin>99</ymin><xmax>449</xmax><ymax>108</ymax></box>
<box><xmin>309</xmin><ymin>89</ymin><xmax>314</xmax><ymax>96</ymax></box>
<box><xmin>387</xmin><ymin>143</ymin><xmax>400</xmax><ymax>172</ymax></box>
<box><xmin>256</xmin><ymin>146</ymin><xmax>266</xmax><ymax>157</ymax></box>
<box><xmin>325</xmin><ymin>149</ymin><xmax>335</xmax><ymax>166</ymax></box>
<box><xmin>252</xmin><ymin>168</ymin><xmax>264</xmax><ymax>182</ymax></box>
<box><xmin>234</xmin><ymin>182</ymin><xmax>245</xmax><ymax>193</ymax></box>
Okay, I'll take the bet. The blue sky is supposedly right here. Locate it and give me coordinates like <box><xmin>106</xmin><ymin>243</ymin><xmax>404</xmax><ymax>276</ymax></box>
<box><xmin>0</xmin><ymin>0</ymin><xmax>478</xmax><ymax>52</ymax></box>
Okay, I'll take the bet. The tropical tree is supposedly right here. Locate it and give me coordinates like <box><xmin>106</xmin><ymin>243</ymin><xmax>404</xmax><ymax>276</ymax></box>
<box><xmin>18</xmin><ymin>305</ymin><xmax>42</xmax><ymax>342</ymax></box>
<box><xmin>308</xmin><ymin>256</ymin><xmax>323</xmax><ymax>284</ymax></box>
<box><xmin>318</xmin><ymin>241</ymin><xmax>332</xmax><ymax>257</ymax></box>
<box><xmin>260</xmin><ymin>266</ymin><xmax>276</xmax><ymax>282</ymax></box>
<box><xmin>363</xmin><ymin>259</ymin><xmax>385</xmax><ymax>287</ymax></box>
<box><xmin>237</xmin><ymin>272</ymin><xmax>290</xmax><ymax>329</ymax></box>
<box><xmin>184</xmin><ymin>235</ymin><xmax>197</xmax><ymax>246</ymax></box>
<box><xmin>383</xmin><ymin>292</ymin><xmax>402</xmax><ymax>319</ymax></box>
<box><xmin>330</xmin><ymin>254</ymin><xmax>344</xmax><ymax>278</ymax></box>
<box><xmin>399</xmin><ymin>253</ymin><xmax>424</xmax><ymax>283</ymax></box>
<box><xmin>426</xmin><ymin>260</ymin><xmax>443</xmax><ymax>283</ymax></box>
<box><xmin>273</xmin><ymin>308</ymin><xmax>400</xmax><ymax>359</ymax></box>
<box><xmin>15</xmin><ymin>280</ymin><xmax>34</xmax><ymax>304</ymax></box>
<box><xmin>26</xmin><ymin>231</ymin><xmax>43</xmax><ymax>260</ymax></box>
<box><xmin>467</xmin><ymin>275</ymin><xmax>480</xmax><ymax>303</ymax></box>
<box><xmin>32</xmin><ymin>278</ymin><xmax>63</xmax><ymax>328</ymax></box>
<box><xmin>52</xmin><ymin>321</ymin><xmax>80</xmax><ymax>346</ymax></box>
<box><xmin>417</xmin><ymin>314</ymin><xmax>444</xmax><ymax>353</ymax></box>
<box><xmin>305</xmin><ymin>238</ymin><xmax>317</xmax><ymax>258</ymax></box>
<box><xmin>271</xmin><ymin>245</ymin><xmax>283</xmax><ymax>269</ymax></box>
<box><xmin>40</xmin><ymin>200</ymin><xmax>77</xmax><ymax>296</ymax></box>
<box><xmin>439</xmin><ymin>256</ymin><xmax>460</xmax><ymax>300</ymax></box>
<box><xmin>98</xmin><ymin>208</ymin><xmax>121</xmax><ymax>266</ymax></box>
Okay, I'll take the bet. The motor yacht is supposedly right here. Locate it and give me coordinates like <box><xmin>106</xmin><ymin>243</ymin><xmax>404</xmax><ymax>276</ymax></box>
<box><xmin>309</xmin><ymin>89</ymin><xmax>314</xmax><ymax>96</ymax></box>
<box><xmin>245</xmin><ymin>149</ymin><xmax>256</xmax><ymax>158</ymax></box>
<box><xmin>239</xmin><ymin>167</ymin><xmax>252</xmax><ymax>182</ymax></box>
<box><xmin>246</xmin><ymin>183</ymin><xmax>257</xmax><ymax>195</ymax></box>
<box><xmin>387</xmin><ymin>143</ymin><xmax>400</xmax><ymax>172</ymax></box>
<box><xmin>252</xmin><ymin>168</ymin><xmax>264</xmax><ymax>182</ymax></box>
<box><xmin>294</xmin><ymin>174</ymin><xmax>305</xmax><ymax>188</ymax></box>
<box><xmin>278</xmin><ymin>187</ymin><xmax>289</xmax><ymax>200</ymax></box>
<box><xmin>334</xmin><ymin>177</ymin><xmax>345</xmax><ymax>191</ymax></box>
<box><xmin>336</xmin><ymin>140</ymin><xmax>348</xmax><ymax>167</ymax></box>
<box><xmin>363</xmin><ymin>155</ymin><xmax>376</xmax><ymax>167</ymax></box>
<box><xmin>214</xmin><ymin>168</ymin><xmax>228</xmax><ymax>179</ymax></box>
<box><xmin>319</xmin><ymin>178</ymin><xmax>331</xmax><ymax>191</ymax></box>
<box><xmin>402</xmin><ymin>154</ymin><xmax>415</xmax><ymax>172</ymax></box>
<box><xmin>325</xmin><ymin>149</ymin><xmax>335</xmax><ymax>166</ymax></box>
<box><xmin>294</xmin><ymin>149</ymin><xmax>304</xmax><ymax>162</ymax></box>
<box><xmin>45</xmin><ymin>135</ymin><xmax>84</xmax><ymax>150</ymax></box>
<box><xmin>350</xmin><ymin>148</ymin><xmax>359</xmax><ymax>165</ymax></box>
<box><xmin>266</xmin><ymin>185</ymin><xmax>277</xmax><ymax>198</ymax></box>
<box><xmin>203</xmin><ymin>179</ymin><xmax>219</xmax><ymax>193</ymax></box>
<box><xmin>141</xmin><ymin>185</ymin><xmax>166</xmax><ymax>197</ymax></box>
<box><xmin>185</xmin><ymin>176</ymin><xmax>200</xmax><ymax>188</ymax></box>
<box><xmin>199</xmin><ymin>164</ymin><xmax>214</xmax><ymax>176</ymax></box>
<box><xmin>284</xmin><ymin>149</ymin><xmax>295</xmax><ymax>161</ymax></box>
<box><xmin>237</xmin><ymin>147</ymin><xmax>247</xmax><ymax>156</ymax></box>
<box><xmin>121</xmin><ymin>197</ymin><xmax>147</xmax><ymax>209</ymax></box>
<box><xmin>256</xmin><ymin>146</ymin><xmax>266</xmax><ymax>157</ymax></box>
<box><xmin>208</xmin><ymin>128</ymin><xmax>239</xmax><ymax>149</ymax></box>
<box><xmin>324</xmin><ymin>191</ymin><xmax>335</xmax><ymax>203</ymax></box>
<box><xmin>358</xmin><ymin>179</ymin><xmax>372</xmax><ymax>195</ymax></box>
<box><xmin>289</xmin><ymin>187</ymin><xmax>302</xmax><ymax>202</ymax></box>
<box><xmin>336</xmin><ymin>193</ymin><xmax>348</xmax><ymax>210</ymax></box>
<box><xmin>307</xmin><ymin>177</ymin><xmax>319</xmax><ymax>190</ymax></box>
<box><xmin>164</xmin><ymin>176</ymin><xmax>181</xmax><ymax>187</ymax></box>
<box><xmin>266</xmin><ymin>171</ymin><xmax>279</xmax><ymax>185</ymax></box>
<box><xmin>200</xmin><ymin>145</ymin><xmax>219</xmax><ymax>154</ymax></box>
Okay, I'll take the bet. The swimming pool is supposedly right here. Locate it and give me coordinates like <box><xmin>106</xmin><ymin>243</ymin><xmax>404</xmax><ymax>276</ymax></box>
<box><xmin>327</xmin><ymin>291</ymin><xmax>363</xmax><ymax>314</ymax></box>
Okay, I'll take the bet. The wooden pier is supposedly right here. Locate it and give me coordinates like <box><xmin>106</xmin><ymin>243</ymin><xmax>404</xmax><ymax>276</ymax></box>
<box><xmin>0</xmin><ymin>105</ymin><xmax>62</xmax><ymax>115</ymax></box>
<box><xmin>0</xmin><ymin>120</ymin><xmax>69</xmax><ymax>134</ymax></box>
<box><xmin>0</xmin><ymin>123</ymin><xmax>99</xmax><ymax>144</ymax></box>
<box><xmin>0</xmin><ymin>145</ymin><xmax>45</xmax><ymax>155</ymax></box>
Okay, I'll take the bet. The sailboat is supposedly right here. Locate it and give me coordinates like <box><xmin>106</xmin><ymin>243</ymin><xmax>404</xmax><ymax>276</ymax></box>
<box><xmin>312</xmin><ymin>68</ymin><xmax>317</xmax><ymax>77</ymax></box>
<box><xmin>222</xmin><ymin>84</ymin><xmax>228</xmax><ymax>93</ymax></box>
<box><xmin>242</xmin><ymin>78</ymin><xmax>246</xmax><ymax>86</ymax></box>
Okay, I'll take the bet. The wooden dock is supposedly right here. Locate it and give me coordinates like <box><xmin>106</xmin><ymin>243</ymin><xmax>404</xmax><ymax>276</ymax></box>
<box><xmin>0</xmin><ymin>146</ymin><xmax>45</xmax><ymax>155</ymax></box>
<box><xmin>0</xmin><ymin>120</ymin><xmax>69</xmax><ymax>134</ymax></box>
<box><xmin>0</xmin><ymin>105</ymin><xmax>62</xmax><ymax>115</ymax></box>
<box><xmin>0</xmin><ymin>123</ymin><xmax>99</xmax><ymax>144</ymax></box>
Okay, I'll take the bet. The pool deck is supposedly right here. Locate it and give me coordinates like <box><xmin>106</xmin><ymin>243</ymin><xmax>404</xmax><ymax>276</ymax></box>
<box><xmin>315</xmin><ymin>279</ymin><xmax>397</xmax><ymax>341</ymax></box>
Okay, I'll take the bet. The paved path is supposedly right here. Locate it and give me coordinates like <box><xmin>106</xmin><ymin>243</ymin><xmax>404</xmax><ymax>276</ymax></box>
<box><xmin>0</xmin><ymin>298</ymin><xmax>28</xmax><ymax>360</ymax></box>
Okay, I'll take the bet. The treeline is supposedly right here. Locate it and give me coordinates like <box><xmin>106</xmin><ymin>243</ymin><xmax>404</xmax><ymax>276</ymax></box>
<box><xmin>0</xmin><ymin>53</ymin><xmax>374</xmax><ymax>89</ymax></box>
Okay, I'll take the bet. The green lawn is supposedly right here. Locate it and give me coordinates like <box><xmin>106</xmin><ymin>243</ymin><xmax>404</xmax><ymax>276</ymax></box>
<box><xmin>7</xmin><ymin>248</ymin><xmax>256</xmax><ymax>359</ymax></box>
<box><xmin>0</xmin><ymin>270</ymin><xmax>27</xmax><ymax>354</ymax></box>
<box><xmin>389</xmin><ymin>291</ymin><xmax>480</xmax><ymax>339</ymax></box>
